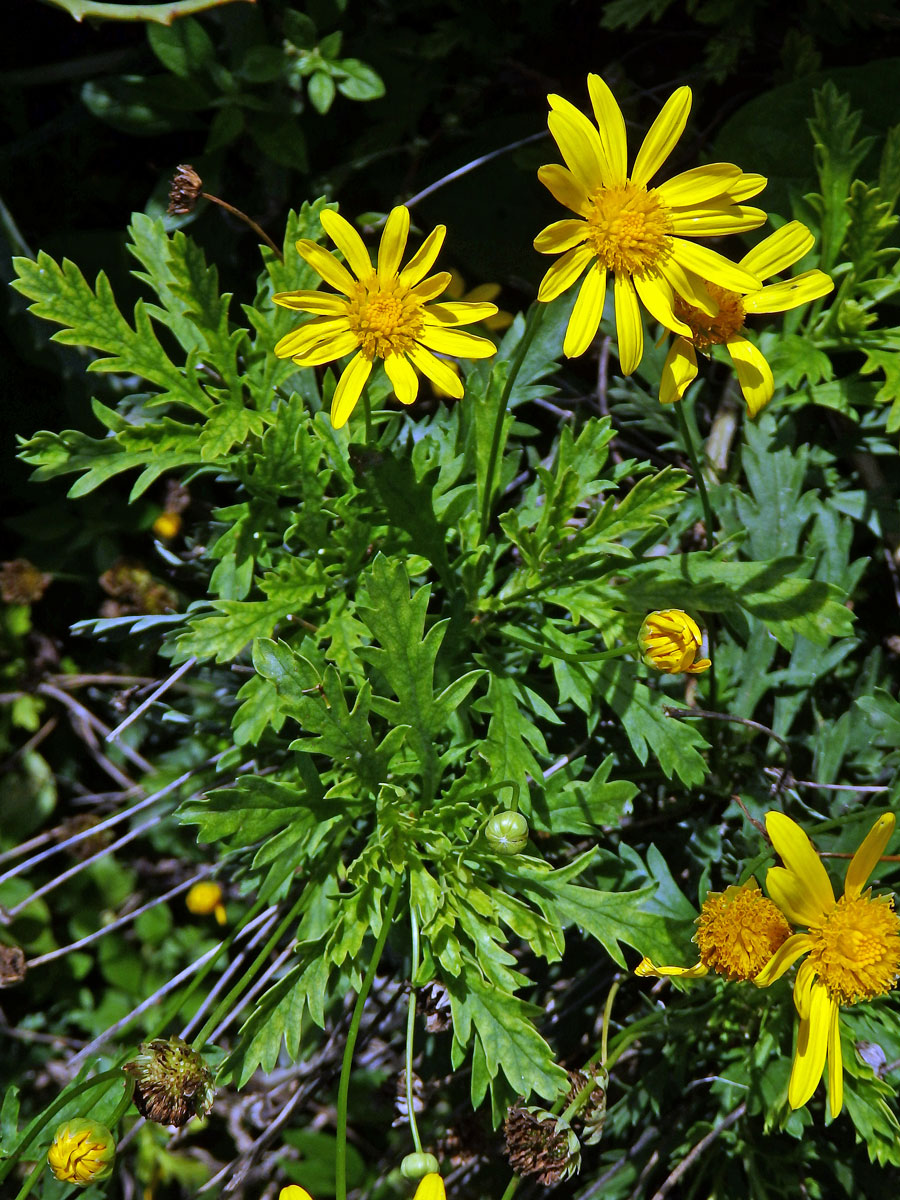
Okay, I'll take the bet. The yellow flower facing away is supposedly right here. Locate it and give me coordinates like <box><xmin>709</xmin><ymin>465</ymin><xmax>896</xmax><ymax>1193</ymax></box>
<box><xmin>280</xmin><ymin>1188</ymin><xmax>314</xmax><ymax>1200</ymax></box>
<box><xmin>659</xmin><ymin>220</ymin><xmax>835</xmax><ymax>416</ymax></box>
<box><xmin>534</xmin><ymin>74</ymin><xmax>767</xmax><ymax>372</ymax></box>
<box><xmin>186</xmin><ymin>880</ymin><xmax>227</xmax><ymax>926</ymax></box>
<box><xmin>638</xmin><ymin>609</ymin><xmax>711</xmax><ymax>674</ymax></box>
<box><xmin>272</xmin><ymin>206</ymin><xmax>499</xmax><ymax>429</ymax></box>
<box><xmin>754</xmin><ymin>811</ymin><xmax>900</xmax><ymax>1118</ymax></box>
<box><xmin>47</xmin><ymin>1119</ymin><xmax>116</xmax><ymax>1186</ymax></box>
<box><xmin>413</xmin><ymin>1174</ymin><xmax>446</xmax><ymax>1200</ymax></box>
<box><xmin>636</xmin><ymin>879</ymin><xmax>792</xmax><ymax>982</ymax></box>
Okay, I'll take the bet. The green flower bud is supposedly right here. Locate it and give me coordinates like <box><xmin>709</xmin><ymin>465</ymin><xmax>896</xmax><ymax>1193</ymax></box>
<box><xmin>486</xmin><ymin>811</ymin><xmax>529</xmax><ymax>855</ymax></box>
<box><xmin>47</xmin><ymin>1119</ymin><xmax>115</xmax><ymax>1185</ymax></box>
<box><xmin>401</xmin><ymin>1152</ymin><xmax>440</xmax><ymax>1179</ymax></box>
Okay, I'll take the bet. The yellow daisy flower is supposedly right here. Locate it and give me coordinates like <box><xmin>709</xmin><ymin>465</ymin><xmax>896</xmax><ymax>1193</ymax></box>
<box><xmin>659</xmin><ymin>220</ymin><xmax>835</xmax><ymax>415</ymax></box>
<box><xmin>534</xmin><ymin>75</ymin><xmax>767</xmax><ymax>371</ymax></box>
<box><xmin>273</xmin><ymin>207</ymin><xmax>499</xmax><ymax>429</ymax></box>
<box><xmin>636</xmin><ymin>879</ymin><xmax>792</xmax><ymax>982</ymax></box>
<box><xmin>755</xmin><ymin>811</ymin><xmax>900</xmax><ymax>1117</ymax></box>
<box><xmin>638</xmin><ymin>609</ymin><xmax>711</xmax><ymax>675</ymax></box>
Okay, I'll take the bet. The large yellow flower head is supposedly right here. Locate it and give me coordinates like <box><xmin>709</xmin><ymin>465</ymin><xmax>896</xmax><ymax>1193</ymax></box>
<box><xmin>636</xmin><ymin>879</ymin><xmax>792</xmax><ymax>982</ymax></box>
<box><xmin>47</xmin><ymin>1119</ymin><xmax>116</xmax><ymax>1186</ymax></box>
<box><xmin>534</xmin><ymin>75</ymin><xmax>767</xmax><ymax>372</ymax></box>
<box><xmin>755</xmin><ymin>811</ymin><xmax>900</xmax><ymax>1117</ymax></box>
<box><xmin>660</xmin><ymin>220</ymin><xmax>834</xmax><ymax>416</ymax></box>
<box><xmin>273</xmin><ymin>206</ymin><xmax>498</xmax><ymax>429</ymax></box>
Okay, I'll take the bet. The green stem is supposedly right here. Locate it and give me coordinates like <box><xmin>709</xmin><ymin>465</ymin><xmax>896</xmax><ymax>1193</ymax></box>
<box><xmin>405</xmin><ymin>907</ymin><xmax>423</xmax><ymax>1155</ymax></box>
<box><xmin>362</xmin><ymin>387</ymin><xmax>373</xmax><ymax>443</ymax></box>
<box><xmin>336</xmin><ymin>876</ymin><xmax>403</xmax><ymax>1200</ymax></box>
<box><xmin>674</xmin><ymin>401</ymin><xmax>717</xmax><ymax>708</ymax></box>
<box><xmin>478</xmin><ymin>304</ymin><xmax>545</xmax><ymax>543</ymax></box>
<box><xmin>190</xmin><ymin>891</ymin><xmax>308</xmax><ymax>1052</ymax></box>
<box><xmin>12</xmin><ymin>1156</ymin><xmax>43</xmax><ymax>1200</ymax></box>
<box><xmin>501</xmin><ymin>628</ymin><xmax>632</xmax><ymax>665</ymax></box>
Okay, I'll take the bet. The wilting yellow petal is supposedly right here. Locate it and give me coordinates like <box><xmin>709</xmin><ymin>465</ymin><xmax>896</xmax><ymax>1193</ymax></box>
<box><xmin>754</xmin><ymin>932</ymin><xmax>814</xmax><ymax>987</ymax></box>
<box><xmin>330</xmin><ymin>352</ymin><xmax>372</xmax><ymax>429</ymax></box>
<box><xmin>726</xmin><ymin>335</ymin><xmax>775</xmax><ymax>418</ymax></box>
<box><xmin>634</xmin><ymin>956</ymin><xmax>709</xmax><ymax>978</ymax></box>
<box><xmin>631</xmin><ymin>86</ymin><xmax>691</xmax><ymax>187</ymax></box>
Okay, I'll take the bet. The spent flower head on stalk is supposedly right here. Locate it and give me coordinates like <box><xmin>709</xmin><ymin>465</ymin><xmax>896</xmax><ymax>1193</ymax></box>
<box><xmin>47</xmin><ymin>1119</ymin><xmax>116</xmax><ymax>1186</ymax></box>
<box><xmin>754</xmin><ymin>811</ymin><xmax>900</xmax><ymax>1117</ymax></box>
<box><xmin>272</xmin><ymin>206</ymin><xmax>498</xmax><ymax>428</ymax></box>
<box><xmin>534</xmin><ymin>75</ymin><xmax>767</xmax><ymax>371</ymax></box>
<box><xmin>659</xmin><ymin>220</ymin><xmax>834</xmax><ymax>415</ymax></box>
<box><xmin>636</xmin><ymin>879</ymin><xmax>793</xmax><ymax>981</ymax></box>
<box><xmin>123</xmin><ymin>1036</ymin><xmax>216</xmax><ymax>1127</ymax></box>
<box><xmin>638</xmin><ymin>609</ymin><xmax>710</xmax><ymax>674</ymax></box>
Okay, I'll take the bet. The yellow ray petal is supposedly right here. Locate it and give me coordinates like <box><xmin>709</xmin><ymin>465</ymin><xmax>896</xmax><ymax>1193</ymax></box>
<box><xmin>398</xmin><ymin>226</ymin><xmax>447</xmax><ymax>288</ymax></box>
<box><xmin>614</xmin><ymin>273</ymin><xmax>643</xmax><ymax>375</ymax></box>
<box><xmin>563</xmin><ymin>263</ymin><xmax>606</xmax><ymax>358</ymax></box>
<box><xmin>753</xmin><ymin>932</ymin><xmax>814</xmax><ymax>987</ymax></box>
<box><xmin>845</xmin><ymin>813</ymin><xmax>895</xmax><ymax>900</ymax></box>
<box><xmin>274</xmin><ymin>316</ymin><xmax>351</xmax><ymax>358</ymax></box>
<box><xmin>668</xmin><ymin>205</ymin><xmax>767</xmax><ymax>237</ymax></box>
<box><xmin>330</xmin><ymin>352</ymin><xmax>372</xmax><ymax>429</ymax></box>
<box><xmin>295</xmin><ymin>240</ymin><xmax>357</xmax><ymax>296</ymax></box>
<box><xmin>537</xmin><ymin>244</ymin><xmax>594</xmax><ymax>302</ymax></box>
<box><xmin>659</xmin><ymin>337</ymin><xmax>697</xmax><ymax>405</ymax></box>
<box><xmin>424</xmin><ymin>300</ymin><xmax>499</xmax><ymax>326</ymax></box>
<box><xmin>765</xmin><ymin>812</ymin><xmax>836</xmax><ymax>918</ymax></box>
<box><xmin>410</xmin><ymin>272</ymin><xmax>452</xmax><ymax>303</ymax></box>
<box><xmin>766</xmin><ymin>865</ymin><xmax>829</xmax><ymax>928</ymax></box>
<box><xmin>658</xmin><ymin>259</ymin><xmax>718</xmax><ymax>317</ymax></box>
<box><xmin>377</xmin><ymin>206</ymin><xmax>410</xmax><ymax>282</ymax></box>
<box><xmin>793</xmin><ymin>957</ymin><xmax>818</xmax><ymax>1020</ymax></box>
<box><xmin>634</xmin><ymin>956</ymin><xmax>709</xmax><ymax>978</ymax></box>
<box><xmin>408</xmin><ymin>343</ymin><xmax>465</xmax><ymax>398</ymax></box>
<box><xmin>534</xmin><ymin>218</ymin><xmax>589</xmax><ymax>254</ymax></box>
<box><xmin>727</xmin><ymin>172</ymin><xmax>767</xmax><ymax>202</ymax></box>
<box><xmin>726</xmin><ymin>334</ymin><xmax>775</xmax><ymax>418</ymax></box>
<box><xmin>655</xmin><ymin>162</ymin><xmax>741</xmax><ymax>206</ymax></box>
<box><xmin>631</xmin><ymin>86</ymin><xmax>691</xmax><ymax>188</ymax></box>
<box><xmin>634</xmin><ymin>273</ymin><xmax>690</xmax><ymax>335</ymax></box>
<box><xmin>827</xmin><ymin>999</ymin><xmax>843</xmax><ymax>1118</ymax></box>
<box><xmin>417</xmin><ymin>326</ymin><xmax>497</xmax><ymax>358</ymax></box>
<box><xmin>740</xmin><ymin>220</ymin><xmax>815</xmax><ymax>278</ymax></box>
<box><xmin>788</xmin><ymin>981</ymin><xmax>832</xmax><ymax>1109</ymax></box>
<box><xmin>292</xmin><ymin>329</ymin><xmax>360</xmax><ymax>367</ymax></box>
<box><xmin>383</xmin><ymin>352</ymin><xmax>419</xmax><ymax>405</ymax></box>
<box><xmin>537</xmin><ymin>163</ymin><xmax>592</xmax><ymax>216</ymax></box>
<box><xmin>320</xmin><ymin>209</ymin><xmax>373</xmax><ymax>281</ymax></box>
<box><xmin>669</xmin><ymin>238</ymin><xmax>761</xmax><ymax>294</ymax></box>
<box><xmin>547</xmin><ymin>95</ymin><xmax>608</xmax><ymax>191</ymax></box>
<box><xmin>413</xmin><ymin>1174</ymin><xmax>446</xmax><ymax>1200</ymax></box>
<box><xmin>586</xmin><ymin>73</ymin><xmax>628</xmax><ymax>186</ymax></box>
<box><xmin>272</xmin><ymin>290</ymin><xmax>349</xmax><ymax>314</ymax></box>
<box><xmin>743</xmin><ymin>270</ymin><xmax>834</xmax><ymax>315</ymax></box>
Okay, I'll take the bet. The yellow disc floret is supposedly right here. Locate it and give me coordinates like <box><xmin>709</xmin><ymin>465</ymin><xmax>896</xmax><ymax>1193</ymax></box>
<box><xmin>806</xmin><ymin>892</ymin><xmax>900</xmax><ymax>1005</ymax></box>
<box><xmin>694</xmin><ymin>881</ymin><xmax>792</xmax><ymax>981</ymax></box>
<box><xmin>346</xmin><ymin>278</ymin><xmax>424</xmax><ymax>359</ymax></box>
<box><xmin>586</xmin><ymin>183</ymin><xmax>672</xmax><ymax>276</ymax></box>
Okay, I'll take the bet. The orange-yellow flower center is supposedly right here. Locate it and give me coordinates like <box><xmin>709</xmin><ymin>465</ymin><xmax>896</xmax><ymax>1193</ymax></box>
<box><xmin>807</xmin><ymin>893</ymin><xmax>900</xmax><ymax>1005</ymax></box>
<box><xmin>694</xmin><ymin>883</ymin><xmax>792</xmax><ymax>981</ymax></box>
<box><xmin>674</xmin><ymin>283</ymin><xmax>745</xmax><ymax>350</ymax></box>
<box><xmin>585</xmin><ymin>182</ymin><xmax>672</xmax><ymax>277</ymax></box>
<box><xmin>346</xmin><ymin>275</ymin><xmax>423</xmax><ymax>360</ymax></box>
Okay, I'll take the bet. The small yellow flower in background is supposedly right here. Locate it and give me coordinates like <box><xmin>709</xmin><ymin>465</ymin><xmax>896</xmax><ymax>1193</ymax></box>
<box><xmin>413</xmin><ymin>1174</ymin><xmax>446</xmax><ymax>1200</ymax></box>
<box><xmin>186</xmin><ymin>880</ymin><xmax>227</xmax><ymax>925</ymax></box>
<box><xmin>47</xmin><ymin>1119</ymin><xmax>116</xmax><ymax>1185</ymax></box>
<box><xmin>755</xmin><ymin>811</ymin><xmax>900</xmax><ymax>1117</ymax></box>
<box><xmin>152</xmin><ymin>511</ymin><xmax>182</xmax><ymax>540</ymax></box>
<box><xmin>280</xmin><ymin>1188</ymin><xmax>314</xmax><ymax>1200</ymax></box>
<box><xmin>638</xmin><ymin>609</ymin><xmax>710</xmax><ymax>674</ymax></box>
<box><xmin>445</xmin><ymin>270</ymin><xmax>514</xmax><ymax>332</ymax></box>
<box><xmin>534</xmin><ymin>75</ymin><xmax>766</xmax><ymax>372</ymax></box>
<box><xmin>659</xmin><ymin>220</ymin><xmax>834</xmax><ymax>416</ymax></box>
<box><xmin>273</xmin><ymin>206</ymin><xmax>499</xmax><ymax>429</ymax></box>
<box><xmin>636</xmin><ymin>879</ymin><xmax>792</xmax><ymax>981</ymax></box>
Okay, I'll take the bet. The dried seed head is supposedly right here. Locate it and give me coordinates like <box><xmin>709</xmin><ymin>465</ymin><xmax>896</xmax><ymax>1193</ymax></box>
<box><xmin>0</xmin><ymin>945</ymin><xmax>27</xmax><ymax>988</ymax></box>
<box><xmin>503</xmin><ymin>1105</ymin><xmax>581</xmax><ymax>1184</ymax></box>
<box><xmin>565</xmin><ymin>1067</ymin><xmax>608</xmax><ymax>1145</ymax></box>
<box><xmin>124</xmin><ymin>1037</ymin><xmax>215</xmax><ymax>1127</ymax></box>
<box><xmin>420</xmin><ymin>980</ymin><xmax>452</xmax><ymax>1033</ymax></box>
<box><xmin>0</xmin><ymin>559</ymin><xmax>51</xmax><ymax>605</ymax></box>
<box><xmin>167</xmin><ymin>164</ymin><xmax>203</xmax><ymax>215</ymax></box>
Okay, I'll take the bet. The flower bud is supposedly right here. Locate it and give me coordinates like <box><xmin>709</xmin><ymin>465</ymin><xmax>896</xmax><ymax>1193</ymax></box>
<box><xmin>186</xmin><ymin>881</ymin><xmax>227</xmax><ymax>925</ymax></box>
<box><xmin>47</xmin><ymin>1119</ymin><xmax>115</xmax><ymax>1185</ymax></box>
<box><xmin>485</xmin><ymin>811</ymin><xmax>529</xmax><ymax>855</ymax></box>
<box><xmin>124</xmin><ymin>1036</ymin><xmax>215</xmax><ymax>1127</ymax></box>
<box><xmin>638</xmin><ymin>609</ymin><xmax>710</xmax><ymax>674</ymax></box>
<box><xmin>401</xmin><ymin>1152</ymin><xmax>440</xmax><ymax>1179</ymax></box>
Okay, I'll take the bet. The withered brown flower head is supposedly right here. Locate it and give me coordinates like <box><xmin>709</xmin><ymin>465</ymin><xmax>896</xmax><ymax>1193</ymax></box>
<box><xmin>167</xmin><ymin>164</ymin><xmax>203</xmax><ymax>215</ymax></box>
<box><xmin>124</xmin><ymin>1037</ymin><xmax>215</xmax><ymax>1127</ymax></box>
<box><xmin>565</xmin><ymin>1067</ymin><xmax>608</xmax><ymax>1146</ymax></box>
<box><xmin>0</xmin><ymin>945</ymin><xmax>27</xmax><ymax>988</ymax></box>
<box><xmin>503</xmin><ymin>1105</ymin><xmax>581</xmax><ymax>1185</ymax></box>
<box><xmin>0</xmin><ymin>559</ymin><xmax>51</xmax><ymax>605</ymax></box>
